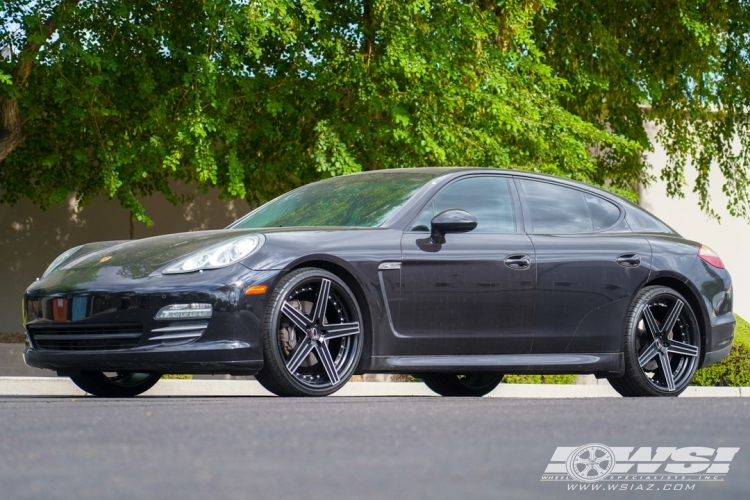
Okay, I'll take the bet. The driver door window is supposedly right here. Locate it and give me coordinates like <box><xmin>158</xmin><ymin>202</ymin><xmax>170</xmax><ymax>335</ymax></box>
<box><xmin>410</xmin><ymin>176</ymin><xmax>516</xmax><ymax>233</ymax></box>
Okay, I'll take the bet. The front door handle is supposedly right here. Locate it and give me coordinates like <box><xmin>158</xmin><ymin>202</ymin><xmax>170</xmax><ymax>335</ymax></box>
<box><xmin>504</xmin><ymin>254</ymin><xmax>531</xmax><ymax>270</ymax></box>
<box><xmin>617</xmin><ymin>253</ymin><xmax>641</xmax><ymax>268</ymax></box>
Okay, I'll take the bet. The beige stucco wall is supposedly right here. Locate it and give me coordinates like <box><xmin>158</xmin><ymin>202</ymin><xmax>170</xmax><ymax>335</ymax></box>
<box><xmin>0</xmin><ymin>187</ymin><xmax>251</xmax><ymax>333</ymax></box>
<box><xmin>640</xmin><ymin>124</ymin><xmax>748</xmax><ymax>318</ymax></box>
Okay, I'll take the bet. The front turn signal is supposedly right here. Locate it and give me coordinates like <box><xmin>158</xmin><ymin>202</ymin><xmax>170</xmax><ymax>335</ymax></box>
<box><xmin>245</xmin><ymin>285</ymin><xmax>268</xmax><ymax>295</ymax></box>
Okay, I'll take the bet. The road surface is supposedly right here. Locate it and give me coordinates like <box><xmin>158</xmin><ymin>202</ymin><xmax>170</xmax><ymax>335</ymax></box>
<box><xmin>0</xmin><ymin>396</ymin><xmax>747</xmax><ymax>499</ymax></box>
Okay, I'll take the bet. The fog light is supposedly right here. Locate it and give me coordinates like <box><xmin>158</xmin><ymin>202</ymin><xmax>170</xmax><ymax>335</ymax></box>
<box><xmin>155</xmin><ymin>303</ymin><xmax>212</xmax><ymax>320</ymax></box>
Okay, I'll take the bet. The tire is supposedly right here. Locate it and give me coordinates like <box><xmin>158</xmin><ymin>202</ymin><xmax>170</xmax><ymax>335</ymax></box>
<box><xmin>422</xmin><ymin>373</ymin><xmax>504</xmax><ymax>397</ymax></box>
<box><xmin>70</xmin><ymin>371</ymin><xmax>161</xmax><ymax>397</ymax></box>
<box><xmin>609</xmin><ymin>286</ymin><xmax>701</xmax><ymax>397</ymax></box>
<box><xmin>255</xmin><ymin>268</ymin><xmax>364</xmax><ymax>397</ymax></box>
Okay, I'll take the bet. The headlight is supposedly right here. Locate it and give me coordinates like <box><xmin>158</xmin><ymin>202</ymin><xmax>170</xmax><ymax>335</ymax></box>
<box><xmin>42</xmin><ymin>245</ymin><xmax>83</xmax><ymax>278</ymax></box>
<box><xmin>162</xmin><ymin>235</ymin><xmax>263</xmax><ymax>274</ymax></box>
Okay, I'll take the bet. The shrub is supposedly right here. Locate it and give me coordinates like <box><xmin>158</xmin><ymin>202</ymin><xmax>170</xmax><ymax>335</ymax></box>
<box><xmin>0</xmin><ymin>333</ymin><xmax>25</xmax><ymax>343</ymax></box>
<box><xmin>503</xmin><ymin>374</ymin><xmax>577</xmax><ymax>384</ymax></box>
<box><xmin>692</xmin><ymin>315</ymin><xmax>750</xmax><ymax>387</ymax></box>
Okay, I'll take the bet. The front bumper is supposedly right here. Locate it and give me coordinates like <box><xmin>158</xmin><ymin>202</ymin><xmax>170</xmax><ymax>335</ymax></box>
<box><xmin>22</xmin><ymin>266</ymin><xmax>280</xmax><ymax>375</ymax></box>
<box><xmin>24</xmin><ymin>339</ymin><xmax>263</xmax><ymax>375</ymax></box>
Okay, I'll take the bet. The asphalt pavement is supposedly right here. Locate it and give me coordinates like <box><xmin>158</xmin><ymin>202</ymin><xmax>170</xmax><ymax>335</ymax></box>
<box><xmin>0</xmin><ymin>396</ymin><xmax>747</xmax><ymax>500</ymax></box>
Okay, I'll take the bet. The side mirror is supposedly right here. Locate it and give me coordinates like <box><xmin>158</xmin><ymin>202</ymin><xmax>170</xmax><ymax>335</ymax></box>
<box><xmin>430</xmin><ymin>209</ymin><xmax>478</xmax><ymax>244</ymax></box>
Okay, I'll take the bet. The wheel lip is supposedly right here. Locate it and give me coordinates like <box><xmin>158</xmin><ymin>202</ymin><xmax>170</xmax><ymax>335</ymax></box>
<box><xmin>269</xmin><ymin>271</ymin><xmax>363</xmax><ymax>394</ymax></box>
<box><xmin>633</xmin><ymin>291</ymin><xmax>700</xmax><ymax>395</ymax></box>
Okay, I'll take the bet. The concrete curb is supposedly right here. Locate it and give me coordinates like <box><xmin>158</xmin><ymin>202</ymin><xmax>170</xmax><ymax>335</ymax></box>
<box><xmin>0</xmin><ymin>377</ymin><xmax>746</xmax><ymax>397</ymax></box>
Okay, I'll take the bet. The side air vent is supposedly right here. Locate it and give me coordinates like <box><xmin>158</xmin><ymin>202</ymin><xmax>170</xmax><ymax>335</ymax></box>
<box><xmin>149</xmin><ymin>321</ymin><xmax>208</xmax><ymax>343</ymax></box>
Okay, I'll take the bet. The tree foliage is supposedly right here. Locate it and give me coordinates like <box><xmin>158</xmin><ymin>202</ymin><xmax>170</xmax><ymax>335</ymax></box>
<box><xmin>0</xmin><ymin>1</ymin><xmax>747</xmax><ymax>223</ymax></box>
<box><xmin>535</xmin><ymin>0</ymin><xmax>750</xmax><ymax>218</ymax></box>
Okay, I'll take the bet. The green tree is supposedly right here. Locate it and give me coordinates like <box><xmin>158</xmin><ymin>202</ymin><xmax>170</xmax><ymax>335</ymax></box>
<box><xmin>2</xmin><ymin>1</ymin><xmax>746</xmax><ymax>224</ymax></box>
<box><xmin>534</xmin><ymin>0</ymin><xmax>750</xmax><ymax>218</ymax></box>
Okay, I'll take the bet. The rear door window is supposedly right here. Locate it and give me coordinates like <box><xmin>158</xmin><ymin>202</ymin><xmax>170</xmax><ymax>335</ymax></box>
<box><xmin>585</xmin><ymin>194</ymin><xmax>621</xmax><ymax>230</ymax></box>
<box><xmin>519</xmin><ymin>179</ymin><xmax>620</xmax><ymax>234</ymax></box>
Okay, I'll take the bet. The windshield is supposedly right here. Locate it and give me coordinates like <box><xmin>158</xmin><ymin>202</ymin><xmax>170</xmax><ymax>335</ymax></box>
<box><xmin>230</xmin><ymin>171</ymin><xmax>436</xmax><ymax>229</ymax></box>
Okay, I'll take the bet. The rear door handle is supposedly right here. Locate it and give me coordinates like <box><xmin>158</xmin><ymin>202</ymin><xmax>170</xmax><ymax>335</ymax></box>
<box><xmin>617</xmin><ymin>253</ymin><xmax>641</xmax><ymax>267</ymax></box>
<box><xmin>504</xmin><ymin>254</ymin><xmax>531</xmax><ymax>270</ymax></box>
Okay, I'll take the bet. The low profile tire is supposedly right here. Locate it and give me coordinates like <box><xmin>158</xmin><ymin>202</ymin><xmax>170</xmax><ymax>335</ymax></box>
<box><xmin>609</xmin><ymin>286</ymin><xmax>701</xmax><ymax>397</ymax></box>
<box><xmin>255</xmin><ymin>268</ymin><xmax>364</xmax><ymax>397</ymax></box>
<box><xmin>70</xmin><ymin>371</ymin><xmax>161</xmax><ymax>397</ymax></box>
<box><xmin>422</xmin><ymin>373</ymin><xmax>504</xmax><ymax>397</ymax></box>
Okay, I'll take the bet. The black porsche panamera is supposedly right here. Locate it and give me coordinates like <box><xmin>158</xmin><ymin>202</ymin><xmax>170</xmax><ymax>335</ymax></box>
<box><xmin>23</xmin><ymin>168</ymin><xmax>735</xmax><ymax>397</ymax></box>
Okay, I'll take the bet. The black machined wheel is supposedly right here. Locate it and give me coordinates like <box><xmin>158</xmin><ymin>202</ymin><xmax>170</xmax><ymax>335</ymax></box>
<box><xmin>255</xmin><ymin>268</ymin><xmax>364</xmax><ymax>397</ymax></box>
<box><xmin>422</xmin><ymin>373</ymin><xmax>504</xmax><ymax>397</ymax></box>
<box><xmin>609</xmin><ymin>286</ymin><xmax>701</xmax><ymax>397</ymax></box>
<box><xmin>70</xmin><ymin>371</ymin><xmax>161</xmax><ymax>397</ymax></box>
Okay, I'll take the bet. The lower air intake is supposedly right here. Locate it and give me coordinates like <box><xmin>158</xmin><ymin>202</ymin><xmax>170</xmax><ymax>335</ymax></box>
<box><xmin>28</xmin><ymin>323</ymin><xmax>143</xmax><ymax>351</ymax></box>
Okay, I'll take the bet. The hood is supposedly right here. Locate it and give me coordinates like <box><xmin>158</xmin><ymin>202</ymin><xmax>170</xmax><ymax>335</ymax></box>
<box><xmin>51</xmin><ymin>230</ymin><xmax>261</xmax><ymax>278</ymax></box>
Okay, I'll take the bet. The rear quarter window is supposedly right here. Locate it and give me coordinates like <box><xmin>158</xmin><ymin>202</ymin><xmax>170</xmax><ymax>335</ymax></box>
<box><xmin>625</xmin><ymin>205</ymin><xmax>676</xmax><ymax>234</ymax></box>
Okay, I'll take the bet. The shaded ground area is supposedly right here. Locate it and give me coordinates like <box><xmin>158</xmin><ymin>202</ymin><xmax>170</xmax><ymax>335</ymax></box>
<box><xmin>0</xmin><ymin>397</ymin><xmax>747</xmax><ymax>500</ymax></box>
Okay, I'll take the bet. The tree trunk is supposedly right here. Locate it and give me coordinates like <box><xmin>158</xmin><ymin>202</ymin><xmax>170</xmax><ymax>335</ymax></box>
<box><xmin>0</xmin><ymin>0</ymin><xmax>79</xmax><ymax>162</ymax></box>
<box><xmin>0</xmin><ymin>99</ymin><xmax>23</xmax><ymax>162</ymax></box>
<box><xmin>362</xmin><ymin>0</ymin><xmax>375</xmax><ymax>63</ymax></box>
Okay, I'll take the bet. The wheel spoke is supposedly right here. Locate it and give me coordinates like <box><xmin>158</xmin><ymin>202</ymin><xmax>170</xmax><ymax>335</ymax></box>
<box><xmin>638</xmin><ymin>341</ymin><xmax>660</xmax><ymax>367</ymax></box>
<box><xmin>658</xmin><ymin>350</ymin><xmax>676</xmax><ymax>391</ymax></box>
<box><xmin>642</xmin><ymin>306</ymin><xmax>662</xmax><ymax>338</ymax></box>
<box><xmin>314</xmin><ymin>342</ymin><xmax>340</xmax><ymax>384</ymax></box>
<box><xmin>312</xmin><ymin>279</ymin><xmax>331</xmax><ymax>323</ymax></box>
<box><xmin>282</xmin><ymin>301</ymin><xmax>310</xmax><ymax>332</ymax></box>
<box><xmin>286</xmin><ymin>339</ymin><xmax>315</xmax><ymax>373</ymax></box>
<box><xmin>667</xmin><ymin>339</ymin><xmax>699</xmax><ymax>357</ymax></box>
<box><xmin>662</xmin><ymin>299</ymin><xmax>684</xmax><ymax>335</ymax></box>
<box><xmin>322</xmin><ymin>321</ymin><xmax>360</xmax><ymax>340</ymax></box>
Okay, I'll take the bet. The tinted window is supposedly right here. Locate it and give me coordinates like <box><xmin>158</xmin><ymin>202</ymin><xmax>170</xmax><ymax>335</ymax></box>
<box><xmin>231</xmin><ymin>172</ymin><xmax>435</xmax><ymax>228</ymax></box>
<box><xmin>625</xmin><ymin>205</ymin><xmax>675</xmax><ymax>234</ymax></box>
<box><xmin>520</xmin><ymin>180</ymin><xmax>623</xmax><ymax>233</ymax></box>
<box><xmin>585</xmin><ymin>194</ymin><xmax>621</xmax><ymax>230</ymax></box>
<box><xmin>410</xmin><ymin>177</ymin><xmax>515</xmax><ymax>233</ymax></box>
<box><xmin>520</xmin><ymin>180</ymin><xmax>592</xmax><ymax>233</ymax></box>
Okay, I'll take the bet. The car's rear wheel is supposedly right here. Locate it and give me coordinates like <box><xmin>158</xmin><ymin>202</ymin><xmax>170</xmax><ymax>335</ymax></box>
<box><xmin>609</xmin><ymin>286</ymin><xmax>701</xmax><ymax>397</ymax></box>
<box><xmin>255</xmin><ymin>268</ymin><xmax>364</xmax><ymax>397</ymax></box>
<box><xmin>70</xmin><ymin>371</ymin><xmax>161</xmax><ymax>397</ymax></box>
<box><xmin>422</xmin><ymin>373</ymin><xmax>504</xmax><ymax>397</ymax></box>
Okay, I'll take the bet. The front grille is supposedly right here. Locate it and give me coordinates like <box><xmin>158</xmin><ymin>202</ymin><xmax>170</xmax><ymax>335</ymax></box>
<box><xmin>27</xmin><ymin>323</ymin><xmax>143</xmax><ymax>351</ymax></box>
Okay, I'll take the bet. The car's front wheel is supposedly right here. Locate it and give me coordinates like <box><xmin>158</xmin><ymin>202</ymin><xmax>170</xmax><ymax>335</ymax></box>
<box><xmin>255</xmin><ymin>268</ymin><xmax>364</xmax><ymax>397</ymax></box>
<box><xmin>70</xmin><ymin>371</ymin><xmax>161</xmax><ymax>397</ymax></box>
<box><xmin>422</xmin><ymin>373</ymin><xmax>504</xmax><ymax>397</ymax></box>
<box><xmin>609</xmin><ymin>286</ymin><xmax>701</xmax><ymax>397</ymax></box>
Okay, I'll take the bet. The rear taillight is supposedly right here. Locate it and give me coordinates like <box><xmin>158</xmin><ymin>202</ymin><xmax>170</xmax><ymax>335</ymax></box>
<box><xmin>698</xmin><ymin>244</ymin><xmax>725</xmax><ymax>269</ymax></box>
